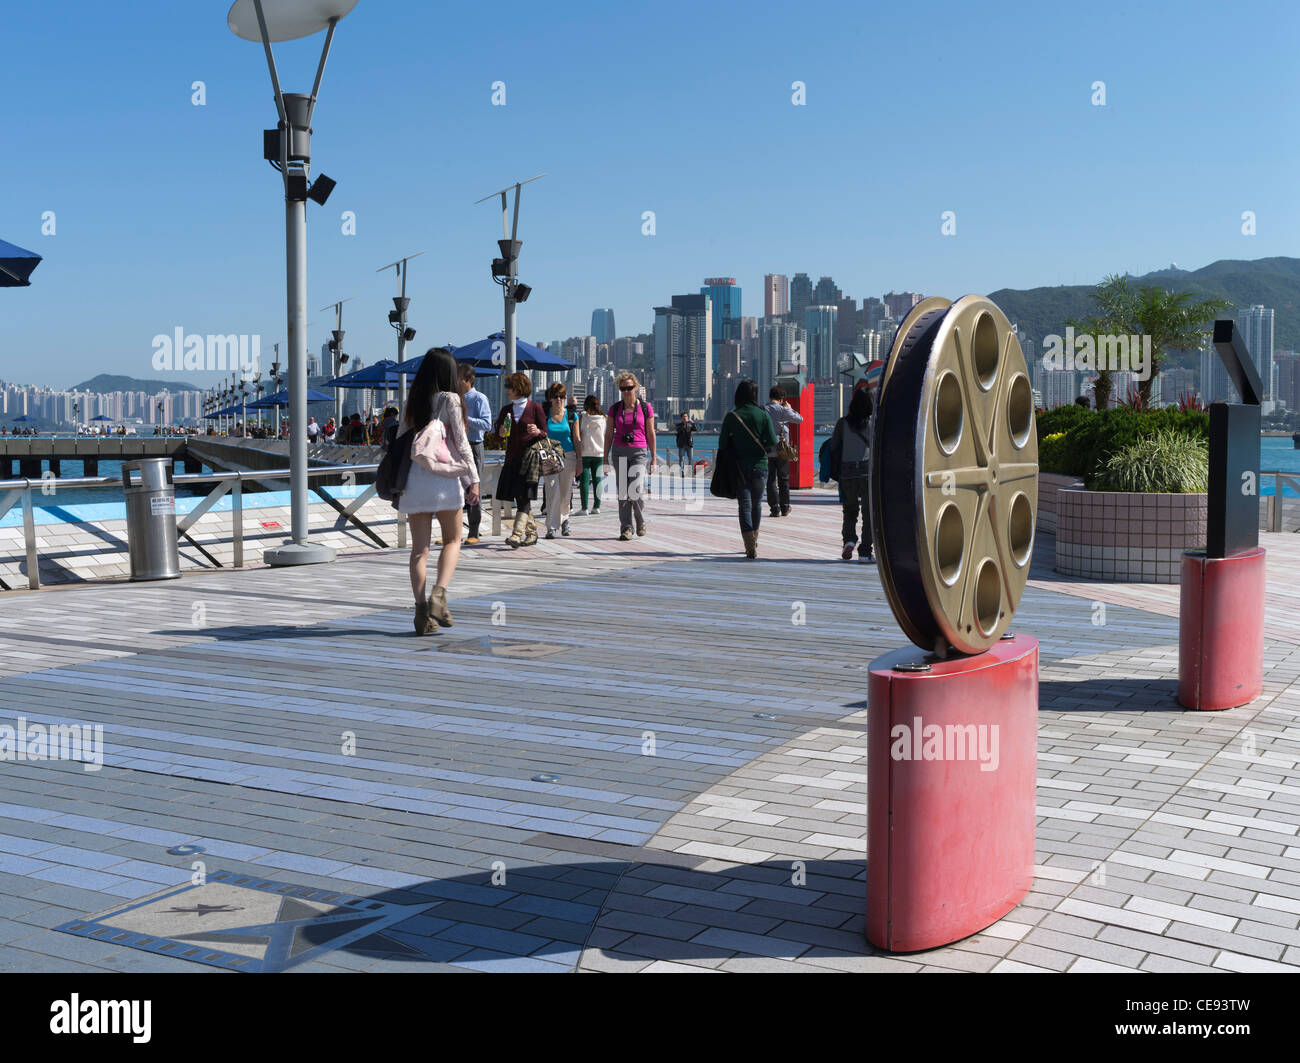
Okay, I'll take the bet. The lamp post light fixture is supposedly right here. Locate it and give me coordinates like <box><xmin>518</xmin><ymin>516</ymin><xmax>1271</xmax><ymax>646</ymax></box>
<box><xmin>228</xmin><ymin>0</ymin><xmax>357</xmax><ymax>567</ymax></box>
<box><xmin>321</xmin><ymin>297</ymin><xmax>354</xmax><ymax>426</ymax></box>
<box><xmin>271</xmin><ymin>345</ymin><xmax>283</xmax><ymax>436</ymax></box>
<box><xmin>377</xmin><ymin>251</ymin><xmax>423</xmax><ymax>404</ymax></box>
<box><xmin>475</xmin><ymin>175</ymin><xmax>545</xmax><ymax>378</ymax></box>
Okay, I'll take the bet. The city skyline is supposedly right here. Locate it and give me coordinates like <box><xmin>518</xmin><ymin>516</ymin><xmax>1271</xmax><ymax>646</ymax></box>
<box><xmin>2</xmin><ymin>1</ymin><xmax>1295</xmax><ymax>390</ymax></box>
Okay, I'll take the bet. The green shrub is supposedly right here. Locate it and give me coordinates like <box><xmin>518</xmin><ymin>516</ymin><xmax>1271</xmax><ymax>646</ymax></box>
<box><xmin>1035</xmin><ymin>404</ymin><xmax>1094</xmax><ymax>442</ymax></box>
<box><xmin>1038</xmin><ymin>432</ymin><xmax>1071</xmax><ymax>474</ymax></box>
<box><xmin>1089</xmin><ymin>430</ymin><xmax>1208</xmax><ymax>493</ymax></box>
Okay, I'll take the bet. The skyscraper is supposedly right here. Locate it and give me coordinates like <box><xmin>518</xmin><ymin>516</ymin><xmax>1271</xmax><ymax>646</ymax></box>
<box><xmin>764</xmin><ymin>274</ymin><xmax>789</xmax><ymax>319</ymax></box>
<box><xmin>1236</xmin><ymin>305</ymin><xmax>1275</xmax><ymax>400</ymax></box>
<box><xmin>836</xmin><ymin>297</ymin><xmax>859</xmax><ymax>348</ymax></box>
<box><xmin>885</xmin><ymin>291</ymin><xmax>922</xmax><ymax>320</ymax></box>
<box><xmin>701</xmin><ymin>278</ymin><xmax>742</xmax><ymax>347</ymax></box>
<box><xmin>790</xmin><ymin>273</ymin><xmax>813</xmax><ymax>320</ymax></box>
<box><xmin>758</xmin><ymin>318</ymin><xmax>804</xmax><ymax>404</ymax></box>
<box><xmin>863</xmin><ymin>297</ymin><xmax>886</xmax><ymax>332</ymax></box>
<box><xmin>1200</xmin><ymin>336</ymin><xmax>1236</xmax><ymax>404</ymax></box>
<box><xmin>814</xmin><ymin>276</ymin><xmax>841</xmax><ymax>307</ymax></box>
<box><xmin>591</xmin><ymin>309</ymin><xmax>616</xmax><ymax>345</ymax></box>
<box><xmin>804</xmin><ymin>305</ymin><xmax>838</xmax><ymax>382</ymax></box>
<box><xmin>653</xmin><ymin>294</ymin><xmax>712</xmax><ymax>419</ymax></box>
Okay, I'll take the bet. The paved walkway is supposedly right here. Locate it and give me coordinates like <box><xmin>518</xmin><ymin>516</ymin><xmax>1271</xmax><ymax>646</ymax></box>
<box><xmin>1</xmin><ymin>487</ymin><xmax>1299</xmax><ymax>972</ymax></box>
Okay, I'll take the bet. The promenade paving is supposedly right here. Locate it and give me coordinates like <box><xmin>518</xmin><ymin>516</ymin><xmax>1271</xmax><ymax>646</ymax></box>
<box><xmin>1</xmin><ymin>485</ymin><xmax>1298</xmax><ymax>973</ymax></box>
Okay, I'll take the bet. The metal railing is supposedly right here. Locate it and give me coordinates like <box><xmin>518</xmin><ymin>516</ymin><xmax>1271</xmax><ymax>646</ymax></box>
<box><xmin>1265</xmin><ymin>470</ymin><xmax>1300</xmax><ymax>533</ymax></box>
<box><xmin>0</xmin><ymin>462</ymin><xmax>386</xmax><ymax>591</ymax></box>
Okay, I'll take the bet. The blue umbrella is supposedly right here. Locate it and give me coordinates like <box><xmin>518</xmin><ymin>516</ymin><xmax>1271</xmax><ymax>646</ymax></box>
<box><xmin>10</xmin><ymin>415</ymin><xmax>35</xmax><ymax>422</ymax></box>
<box><xmin>449</xmin><ymin>332</ymin><xmax>574</xmax><ymax>372</ymax></box>
<box><xmin>324</xmin><ymin>359</ymin><xmax>402</xmax><ymax>388</ymax></box>
<box><xmin>0</xmin><ymin>239</ymin><xmax>42</xmax><ymax>287</ymax></box>
<box><xmin>91</xmin><ymin>415</ymin><xmax>114</xmax><ymax>421</ymax></box>
<box><xmin>248</xmin><ymin>388</ymin><xmax>335</xmax><ymax>409</ymax></box>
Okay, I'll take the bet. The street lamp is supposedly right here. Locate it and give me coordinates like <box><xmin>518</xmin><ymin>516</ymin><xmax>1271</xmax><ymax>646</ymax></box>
<box><xmin>228</xmin><ymin>0</ymin><xmax>355</xmax><ymax>567</ymax></box>
<box><xmin>377</xmin><ymin>251</ymin><xmax>423</xmax><ymax>404</ymax></box>
<box><xmin>475</xmin><ymin>175</ymin><xmax>545</xmax><ymax>378</ymax></box>
<box><xmin>271</xmin><ymin>347</ymin><xmax>283</xmax><ymax>435</ymax></box>
<box><xmin>321</xmin><ymin>297</ymin><xmax>354</xmax><ymax>426</ymax></box>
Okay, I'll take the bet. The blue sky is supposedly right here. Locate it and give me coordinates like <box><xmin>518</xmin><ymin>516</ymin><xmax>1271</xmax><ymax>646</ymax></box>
<box><xmin>1</xmin><ymin>0</ymin><xmax>1296</xmax><ymax>390</ymax></box>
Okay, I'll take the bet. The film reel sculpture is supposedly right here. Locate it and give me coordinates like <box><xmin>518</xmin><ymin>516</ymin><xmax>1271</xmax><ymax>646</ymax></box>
<box><xmin>871</xmin><ymin>296</ymin><xmax>1038</xmax><ymax>657</ymax></box>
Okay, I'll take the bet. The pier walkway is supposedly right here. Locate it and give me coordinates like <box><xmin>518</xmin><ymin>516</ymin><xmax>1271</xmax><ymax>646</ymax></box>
<box><xmin>1</xmin><ymin>490</ymin><xmax>1299</xmax><ymax>973</ymax></box>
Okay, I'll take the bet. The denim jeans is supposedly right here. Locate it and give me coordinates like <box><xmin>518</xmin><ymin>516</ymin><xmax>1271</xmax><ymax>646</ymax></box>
<box><xmin>841</xmin><ymin>476</ymin><xmax>872</xmax><ymax>554</ymax></box>
<box><xmin>464</xmin><ymin>440</ymin><xmax>484</xmax><ymax>536</ymax></box>
<box><xmin>679</xmin><ymin>446</ymin><xmax>694</xmax><ymax>468</ymax></box>
<box><xmin>736</xmin><ymin>465</ymin><xmax>766</xmax><ymax>534</ymax></box>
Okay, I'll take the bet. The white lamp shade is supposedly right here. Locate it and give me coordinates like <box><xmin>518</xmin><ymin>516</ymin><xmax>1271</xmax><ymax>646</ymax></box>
<box><xmin>227</xmin><ymin>0</ymin><xmax>358</xmax><ymax>42</ymax></box>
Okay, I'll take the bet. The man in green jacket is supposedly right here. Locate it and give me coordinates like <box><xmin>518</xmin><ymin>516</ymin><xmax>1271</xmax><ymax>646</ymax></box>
<box><xmin>718</xmin><ymin>379</ymin><xmax>778</xmax><ymax>559</ymax></box>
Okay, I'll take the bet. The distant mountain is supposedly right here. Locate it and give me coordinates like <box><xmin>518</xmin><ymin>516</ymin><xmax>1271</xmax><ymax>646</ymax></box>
<box><xmin>988</xmin><ymin>256</ymin><xmax>1300</xmax><ymax>363</ymax></box>
<box><xmin>68</xmin><ymin>374</ymin><xmax>201</xmax><ymax>394</ymax></box>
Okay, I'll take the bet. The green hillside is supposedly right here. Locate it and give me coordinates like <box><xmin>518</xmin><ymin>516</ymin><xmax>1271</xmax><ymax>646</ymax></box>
<box><xmin>987</xmin><ymin>256</ymin><xmax>1300</xmax><ymax>365</ymax></box>
<box><xmin>69</xmin><ymin>374</ymin><xmax>201</xmax><ymax>394</ymax></box>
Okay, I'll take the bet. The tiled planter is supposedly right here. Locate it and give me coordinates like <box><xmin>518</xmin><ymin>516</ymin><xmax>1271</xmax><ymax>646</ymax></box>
<box><xmin>1037</xmin><ymin>472</ymin><xmax>1083</xmax><ymax>534</ymax></box>
<box><xmin>1055</xmin><ymin>487</ymin><xmax>1207</xmax><ymax>583</ymax></box>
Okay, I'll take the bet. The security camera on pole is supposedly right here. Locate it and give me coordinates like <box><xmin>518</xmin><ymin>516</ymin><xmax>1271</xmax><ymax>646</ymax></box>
<box><xmin>227</xmin><ymin>0</ymin><xmax>356</xmax><ymax>567</ymax></box>
<box><xmin>476</xmin><ymin>175</ymin><xmax>545</xmax><ymax>379</ymax></box>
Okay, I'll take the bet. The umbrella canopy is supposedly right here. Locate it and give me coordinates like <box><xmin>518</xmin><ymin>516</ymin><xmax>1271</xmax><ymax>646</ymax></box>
<box><xmin>0</xmin><ymin>239</ymin><xmax>42</xmax><ymax>287</ymax></box>
<box><xmin>248</xmin><ymin>387</ymin><xmax>335</xmax><ymax>409</ymax></box>
<box><xmin>396</xmin><ymin>351</ymin><xmax>502</xmax><ymax>378</ymax></box>
<box><xmin>90</xmin><ymin>415</ymin><xmax>114</xmax><ymax>421</ymax></box>
<box><xmin>324</xmin><ymin>359</ymin><xmax>402</xmax><ymax>388</ymax></box>
<box><xmin>448</xmin><ymin>332</ymin><xmax>573</xmax><ymax>372</ymax></box>
<box><xmin>10</xmin><ymin>415</ymin><xmax>35</xmax><ymax>422</ymax></box>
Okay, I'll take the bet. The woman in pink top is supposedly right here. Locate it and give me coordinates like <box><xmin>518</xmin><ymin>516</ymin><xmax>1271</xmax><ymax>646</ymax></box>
<box><xmin>602</xmin><ymin>371</ymin><xmax>656</xmax><ymax>540</ymax></box>
<box><xmin>395</xmin><ymin>348</ymin><xmax>480</xmax><ymax>635</ymax></box>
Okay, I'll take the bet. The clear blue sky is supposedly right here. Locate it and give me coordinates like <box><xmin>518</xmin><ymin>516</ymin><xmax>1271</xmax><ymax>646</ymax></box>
<box><xmin>2</xmin><ymin>0</ymin><xmax>1296</xmax><ymax>389</ymax></box>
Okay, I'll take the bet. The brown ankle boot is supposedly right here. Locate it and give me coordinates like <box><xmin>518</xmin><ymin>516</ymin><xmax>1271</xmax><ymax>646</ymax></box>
<box><xmin>414</xmin><ymin>597</ymin><xmax>436</xmax><ymax>635</ymax></box>
<box><xmin>428</xmin><ymin>585</ymin><xmax>453</xmax><ymax>627</ymax></box>
<box><xmin>742</xmin><ymin>530</ymin><xmax>757</xmax><ymax>559</ymax></box>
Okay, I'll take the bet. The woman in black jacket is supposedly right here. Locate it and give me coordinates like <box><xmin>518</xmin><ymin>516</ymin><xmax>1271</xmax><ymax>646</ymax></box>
<box><xmin>491</xmin><ymin>372</ymin><xmax>548</xmax><ymax>547</ymax></box>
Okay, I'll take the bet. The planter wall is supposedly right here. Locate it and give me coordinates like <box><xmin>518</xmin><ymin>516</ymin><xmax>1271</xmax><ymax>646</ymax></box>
<box><xmin>1036</xmin><ymin>472</ymin><xmax>1083</xmax><ymax>534</ymax></box>
<box><xmin>1055</xmin><ymin>487</ymin><xmax>1206</xmax><ymax>583</ymax></box>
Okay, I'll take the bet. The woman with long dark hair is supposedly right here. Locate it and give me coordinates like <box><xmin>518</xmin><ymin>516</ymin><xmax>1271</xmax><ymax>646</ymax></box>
<box><xmin>396</xmin><ymin>348</ymin><xmax>480</xmax><ymax>634</ymax></box>
<box><xmin>717</xmin><ymin>379</ymin><xmax>777</xmax><ymax>559</ymax></box>
<box><xmin>829</xmin><ymin>385</ymin><xmax>874</xmax><ymax>561</ymax></box>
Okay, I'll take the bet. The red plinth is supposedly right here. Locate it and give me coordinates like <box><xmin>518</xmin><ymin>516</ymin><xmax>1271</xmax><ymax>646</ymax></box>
<box><xmin>1178</xmin><ymin>548</ymin><xmax>1265</xmax><ymax>711</ymax></box>
<box><xmin>866</xmin><ymin>636</ymin><xmax>1038</xmax><ymax>953</ymax></box>
<box><xmin>788</xmin><ymin>382</ymin><xmax>815</xmax><ymax>489</ymax></box>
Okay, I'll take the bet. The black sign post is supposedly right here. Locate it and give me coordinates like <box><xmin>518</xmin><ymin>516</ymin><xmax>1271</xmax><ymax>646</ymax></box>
<box><xmin>1207</xmin><ymin>320</ymin><xmax>1263</xmax><ymax>559</ymax></box>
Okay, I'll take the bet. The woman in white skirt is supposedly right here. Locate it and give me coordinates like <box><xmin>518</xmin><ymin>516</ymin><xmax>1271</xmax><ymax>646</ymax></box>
<box><xmin>396</xmin><ymin>348</ymin><xmax>480</xmax><ymax>635</ymax></box>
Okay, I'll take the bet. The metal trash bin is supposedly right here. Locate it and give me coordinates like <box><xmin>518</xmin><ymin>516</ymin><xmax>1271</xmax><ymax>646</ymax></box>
<box><xmin>122</xmin><ymin>458</ymin><xmax>181</xmax><ymax>581</ymax></box>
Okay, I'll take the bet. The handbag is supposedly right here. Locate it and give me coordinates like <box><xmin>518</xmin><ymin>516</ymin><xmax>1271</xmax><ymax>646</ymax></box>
<box><xmin>776</xmin><ymin>438</ymin><xmax>799</xmax><ymax>463</ymax></box>
<box><xmin>539</xmin><ymin>439</ymin><xmax>565</xmax><ymax>475</ymax></box>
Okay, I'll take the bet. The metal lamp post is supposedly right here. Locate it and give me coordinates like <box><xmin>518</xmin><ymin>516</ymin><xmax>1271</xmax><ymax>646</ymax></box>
<box><xmin>378</xmin><ymin>251</ymin><xmax>422</xmax><ymax>404</ymax></box>
<box><xmin>322</xmin><ymin>297</ymin><xmax>353</xmax><ymax>427</ymax></box>
<box><xmin>228</xmin><ymin>0</ymin><xmax>355</xmax><ymax>567</ymax></box>
<box><xmin>476</xmin><ymin>175</ymin><xmax>545</xmax><ymax>378</ymax></box>
<box><xmin>271</xmin><ymin>347</ymin><xmax>282</xmax><ymax>436</ymax></box>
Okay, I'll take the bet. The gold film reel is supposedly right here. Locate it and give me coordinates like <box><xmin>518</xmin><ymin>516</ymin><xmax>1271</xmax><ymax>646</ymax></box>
<box><xmin>871</xmin><ymin>295</ymin><xmax>1038</xmax><ymax>656</ymax></box>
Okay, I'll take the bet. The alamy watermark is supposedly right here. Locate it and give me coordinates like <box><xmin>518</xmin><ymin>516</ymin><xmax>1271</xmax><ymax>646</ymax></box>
<box><xmin>1041</xmin><ymin>327</ymin><xmax>1151</xmax><ymax>380</ymax></box>
<box><xmin>890</xmin><ymin>716</ymin><xmax>999</xmax><ymax>771</ymax></box>
<box><xmin>151</xmin><ymin>328</ymin><xmax>261</xmax><ymax>373</ymax></box>
<box><xmin>0</xmin><ymin>717</ymin><xmax>103</xmax><ymax>771</ymax></box>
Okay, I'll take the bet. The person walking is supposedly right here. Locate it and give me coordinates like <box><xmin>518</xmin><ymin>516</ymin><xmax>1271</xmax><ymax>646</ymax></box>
<box><xmin>577</xmin><ymin>395</ymin><xmax>606</xmax><ymax>515</ymax></box>
<box><xmin>829</xmin><ymin>387</ymin><xmax>874</xmax><ymax>562</ymax></box>
<box><xmin>764</xmin><ymin>385</ymin><xmax>803</xmax><ymax>517</ymax></box>
<box><xmin>542</xmin><ymin>383</ymin><xmax>580</xmax><ymax>539</ymax></box>
<box><xmin>675</xmin><ymin>413</ymin><xmax>696</xmax><ymax>472</ymax></box>
<box><xmin>492</xmin><ymin>372</ymin><xmax>548</xmax><ymax>548</ymax></box>
<box><xmin>718</xmin><ymin>379</ymin><xmax>778</xmax><ymax>560</ymax></box>
<box><xmin>457</xmin><ymin>365</ymin><xmax>492</xmax><ymax>544</ymax></box>
<box><xmin>306</xmin><ymin>416</ymin><xmax>320</xmax><ymax>442</ymax></box>
<box><xmin>379</xmin><ymin>405</ymin><xmax>400</xmax><ymax>451</ymax></box>
<box><xmin>603</xmin><ymin>372</ymin><xmax>655</xmax><ymax>541</ymax></box>
<box><xmin>394</xmin><ymin>348</ymin><xmax>480</xmax><ymax>635</ymax></box>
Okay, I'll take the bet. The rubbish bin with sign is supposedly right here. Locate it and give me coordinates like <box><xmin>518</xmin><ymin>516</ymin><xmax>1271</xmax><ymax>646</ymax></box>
<box><xmin>122</xmin><ymin>458</ymin><xmax>181</xmax><ymax>581</ymax></box>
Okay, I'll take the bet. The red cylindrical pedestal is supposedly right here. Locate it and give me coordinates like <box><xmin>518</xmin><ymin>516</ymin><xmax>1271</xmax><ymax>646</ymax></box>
<box><xmin>788</xmin><ymin>382</ymin><xmax>815</xmax><ymax>489</ymax></box>
<box><xmin>1178</xmin><ymin>548</ymin><xmax>1265</xmax><ymax>711</ymax></box>
<box><xmin>866</xmin><ymin>636</ymin><xmax>1038</xmax><ymax>953</ymax></box>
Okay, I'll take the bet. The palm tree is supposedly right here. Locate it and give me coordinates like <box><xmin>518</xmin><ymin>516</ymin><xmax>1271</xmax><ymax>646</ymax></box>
<box><xmin>1068</xmin><ymin>274</ymin><xmax>1228</xmax><ymax>408</ymax></box>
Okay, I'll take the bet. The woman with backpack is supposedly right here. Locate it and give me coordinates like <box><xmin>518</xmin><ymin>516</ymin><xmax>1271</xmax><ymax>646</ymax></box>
<box><xmin>395</xmin><ymin>348</ymin><xmax>480</xmax><ymax>635</ymax></box>
<box><xmin>577</xmin><ymin>394</ymin><xmax>606</xmax><ymax>515</ymax></box>
<box><xmin>542</xmin><ymin>382</ymin><xmax>581</xmax><ymax>538</ymax></box>
<box><xmin>717</xmin><ymin>379</ymin><xmax>778</xmax><ymax>560</ymax></box>
<box><xmin>602</xmin><ymin>372</ymin><xmax>656</xmax><ymax>541</ymax></box>
<box><xmin>492</xmin><ymin>372</ymin><xmax>548</xmax><ymax>548</ymax></box>
<box><xmin>829</xmin><ymin>387</ymin><xmax>874</xmax><ymax>561</ymax></box>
